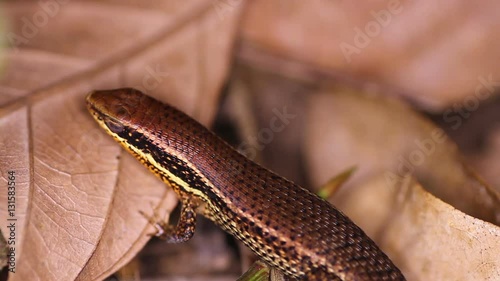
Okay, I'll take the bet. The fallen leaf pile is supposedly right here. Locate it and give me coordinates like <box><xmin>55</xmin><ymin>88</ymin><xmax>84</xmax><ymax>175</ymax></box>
<box><xmin>0</xmin><ymin>1</ymin><xmax>499</xmax><ymax>281</ymax></box>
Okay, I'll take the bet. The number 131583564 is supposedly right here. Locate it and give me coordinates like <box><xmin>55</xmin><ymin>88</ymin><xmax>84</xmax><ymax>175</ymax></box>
<box><xmin>7</xmin><ymin>170</ymin><xmax>17</xmax><ymax>273</ymax></box>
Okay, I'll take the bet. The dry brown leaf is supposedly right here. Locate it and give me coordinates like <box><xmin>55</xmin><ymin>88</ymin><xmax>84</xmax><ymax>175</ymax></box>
<box><xmin>306</xmin><ymin>87</ymin><xmax>500</xmax><ymax>224</ymax></box>
<box><xmin>241</xmin><ymin>0</ymin><xmax>500</xmax><ymax>110</ymax></box>
<box><xmin>305</xmin><ymin>87</ymin><xmax>500</xmax><ymax>280</ymax></box>
<box><xmin>0</xmin><ymin>1</ymin><xmax>242</xmax><ymax>280</ymax></box>
<box><xmin>345</xmin><ymin>175</ymin><xmax>500</xmax><ymax>280</ymax></box>
<box><xmin>390</xmin><ymin>179</ymin><xmax>500</xmax><ymax>280</ymax></box>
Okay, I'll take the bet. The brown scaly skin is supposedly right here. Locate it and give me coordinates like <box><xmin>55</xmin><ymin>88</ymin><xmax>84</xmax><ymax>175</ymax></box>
<box><xmin>86</xmin><ymin>88</ymin><xmax>406</xmax><ymax>281</ymax></box>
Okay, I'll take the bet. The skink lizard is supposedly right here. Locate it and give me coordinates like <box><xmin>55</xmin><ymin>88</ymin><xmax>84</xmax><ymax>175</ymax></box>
<box><xmin>86</xmin><ymin>88</ymin><xmax>406</xmax><ymax>281</ymax></box>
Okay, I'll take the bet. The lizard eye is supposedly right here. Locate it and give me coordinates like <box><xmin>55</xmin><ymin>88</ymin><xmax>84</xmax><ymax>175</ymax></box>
<box><xmin>104</xmin><ymin>118</ymin><xmax>125</xmax><ymax>134</ymax></box>
<box><xmin>115</xmin><ymin>106</ymin><xmax>129</xmax><ymax>120</ymax></box>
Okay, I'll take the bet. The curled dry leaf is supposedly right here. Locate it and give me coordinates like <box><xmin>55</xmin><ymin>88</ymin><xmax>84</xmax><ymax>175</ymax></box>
<box><xmin>0</xmin><ymin>1</ymin><xmax>242</xmax><ymax>280</ymax></box>
<box><xmin>305</xmin><ymin>87</ymin><xmax>500</xmax><ymax>280</ymax></box>
<box><xmin>349</xmin><ymin>175</ymin><xmax>500</xmax><ymax>280</ymax></box>
<box><xmin>241</xmin><ymin>0</ymin><xmax>500</xmax><ymax>110</ymax></box>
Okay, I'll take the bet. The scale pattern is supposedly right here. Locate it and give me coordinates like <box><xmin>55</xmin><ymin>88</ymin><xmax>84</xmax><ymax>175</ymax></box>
<box><xmin>87</xmin><ymin>88</ymin><xmax>406</xmax><ymax>281</ymax></box>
